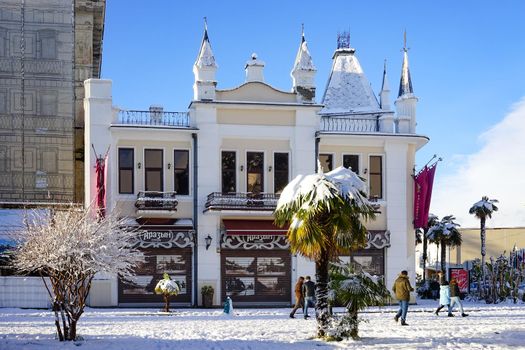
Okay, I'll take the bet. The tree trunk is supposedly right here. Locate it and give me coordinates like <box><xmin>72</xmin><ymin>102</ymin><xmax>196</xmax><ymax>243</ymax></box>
<box><xmin>480</xmin><ymin>217</ymin><xmax>486</xmax><ymax>298</ymax></box>
<box><xmin>440</xmin><ymin>238</ymin><xmax>447</xmax><ymax>274</ymax></box>
<box><xmin>422</xmin><ymin>235</ymin><xmax>428</xmax><ymax>283</ymax></box>
<box><xmin>349</xmin><ymin>304</ymin><xmax>359</xmax><ymax>340</ymax></box>
<box><xmin>67</xmin><ymin>319</ymin><xmax>77</xmax><ymax>341</ymax></box>
<box><xmin>314</xmin><ymin>248</ymin><xmax>330</xmax><ymax>338</ymax></box>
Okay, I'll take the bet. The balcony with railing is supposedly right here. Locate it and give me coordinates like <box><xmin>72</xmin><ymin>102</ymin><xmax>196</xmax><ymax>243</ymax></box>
<box><xmin>135</xmin><ymin>191</ymin><xmax>179</xmax><ymax>214</ymax></box>
<box><xmin>319</xmin><ymin>116</ymin><xmax>380</xmax><ymax>133</ymax></box>
<box><xmin>204</xmin><ymin>192</ymin><xmax>280</xmax><ymax>212</ymax></box>
<box><xmin>116</xmin><ymin>108</ymin><xmax>191</xmax><ymax>128</ymax></box>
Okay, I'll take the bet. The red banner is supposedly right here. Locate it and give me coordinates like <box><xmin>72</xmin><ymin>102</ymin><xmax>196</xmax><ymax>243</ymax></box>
<box><xmin>413</xmin><ymin>166</ymin><xmax>429</xmax><ymax>228</ymax></box>
<box><xmin>413</xmin><ymin>163</ymin><xmax>438</xmax><ymax>229</ymax></box>
<box><xmin>95</xmin><ymin>155</ymin><xmax>107</xmax><ymax>218</ymax></box>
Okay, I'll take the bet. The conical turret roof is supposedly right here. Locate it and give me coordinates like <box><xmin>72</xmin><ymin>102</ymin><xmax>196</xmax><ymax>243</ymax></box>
<box><xmin>195</xmin><ymin>23</ymin><xmax>217</xmax><ymax>69</ymax></box>
<box><xmin>292</xmin><ymin>31</ymin><xmax>316</xmax><ymax>73</ymax></box>
<box><xmin>320</xmin><ymin>47</ymin><xmax>380</xmax><ymax>115</ymax></box>
<box><xmin>398</xmin><ymin>49</ymin><xmax>413</xmax><ymax>97</ymax></box>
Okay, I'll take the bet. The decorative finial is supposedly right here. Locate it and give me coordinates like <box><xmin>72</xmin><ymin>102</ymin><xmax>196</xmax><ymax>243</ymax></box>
<box><xmin>384</xmin><ymin>59</ymin><xmax>387</xmax><ymax>71</ymax></box>
<box><xmin>337</xmin><ymin>31</ymin><xmax>350</xmax><ymax>49</ymax></box>
<box><xmin>301</xmin><ymin>23</ymin><xmax>305</xmax><ymax>42</ymax></box>
<box><xmin>251</xmin><ymin>53</ymin><xmax>257</xmax><ymax>60</ymax></box>
<box><xmin>402</xmin><ymin>29</ymin><xmax>409</xmax><ymax>52</ymax></box>
<box><xmin>204</xmin><ymin>16</ymin><xmax>208</xmax><ymax>31</ymax></box>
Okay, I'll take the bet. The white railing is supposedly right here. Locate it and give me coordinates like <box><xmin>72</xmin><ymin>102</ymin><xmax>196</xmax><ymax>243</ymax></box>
<box><xmin>320</xmin><ymin>116</ymin><xmax>379</xmax><ymax>132</ymax></box>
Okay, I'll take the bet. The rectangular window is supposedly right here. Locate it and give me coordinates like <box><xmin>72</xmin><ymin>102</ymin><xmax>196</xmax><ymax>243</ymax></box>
<box><xmin>145</xmin><ymin>149</ymin><xmax>163</xmax><ymax>191</ymax></box>
<box><xmin>173</xmin><ymin>150</ymin><xmax>189</xmax><ymax>195</ymax></box>
<box><xmin>369</xmin><ymin>155</ymin><xmax>383</xmax><ymax>199</ymax></box>
<box><xmin>118</xmin><ymin>148</ymin><xmax>134</xmax><ymax>194</ymax></box>
<box><xmin>343</xmin><ymin>154</ymin><xmax>359</xmax><ymax>174</ymax></box>
<box><xmin>319</xmin><ymin>154</ymin><xmax>333</xmax><ymax>172</ymax></box>
<box><xmin>274</xmin><ymin>152</ymin><xmax>289</xmax><ymax>194</ymax></box>
<box><xmin>39</xmin><ymin>30</ymin><xmax>56</xmax><ymax>59</ymax></box>
<box><xmin>222</xmin><ymin>151</ymin><xmax>236</xmax><ymax>193</ymax></box>
<box><xmin>247</xmin><ymin>152</ymin><xmax>264</xmax><ymax>193</ymax></box>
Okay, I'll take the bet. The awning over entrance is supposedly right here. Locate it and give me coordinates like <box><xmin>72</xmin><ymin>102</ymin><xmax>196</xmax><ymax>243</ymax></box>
<box><xmin>222</xmin><ymin>220</ymin><xmax>288</xmax><ymax>236</ymax></box>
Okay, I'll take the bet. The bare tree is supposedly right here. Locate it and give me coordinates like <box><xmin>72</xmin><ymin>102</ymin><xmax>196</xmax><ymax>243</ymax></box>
<box><xmin>12</xmin><ymin>206</ymin><xmax>144</xmax><ymax>341</ymax></box>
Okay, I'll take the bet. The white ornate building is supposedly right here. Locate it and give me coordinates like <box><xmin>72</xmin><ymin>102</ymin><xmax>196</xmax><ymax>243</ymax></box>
<box><xmin>84</xmin><ymin>28</ymin><xmax>428</xmax><ymax>307</ymax></box>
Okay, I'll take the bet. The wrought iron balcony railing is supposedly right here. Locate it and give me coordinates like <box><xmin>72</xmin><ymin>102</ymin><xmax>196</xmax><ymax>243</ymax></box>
<box><xmin>205</xmin><ymin>192</ymin><xmax>280</xmax><ymax>211</ymax></box>
<box><xmin>135</xmin><ymin>191</ymin><xmax>178</xmax><ymax>211</ymax></box>
<box><xmin>117</xmin><ymin>110</ymin><xmax>190</xmax><ymax>127</ymax></box>
<box><xmin>320</xmin><ymin>116</ymin><xmax>379</xmax><ymax>133</ymax></box>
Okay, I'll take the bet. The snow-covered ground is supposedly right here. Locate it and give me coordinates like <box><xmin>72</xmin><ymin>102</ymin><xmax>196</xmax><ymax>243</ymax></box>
<box><xmin>1</xmin><ymin>299</ymin><xmax>525</xmax><ymax>349</ymax></box>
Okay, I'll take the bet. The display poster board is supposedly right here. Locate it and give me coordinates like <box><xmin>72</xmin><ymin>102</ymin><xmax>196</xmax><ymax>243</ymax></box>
<box><xmin>449</xmin><ymin>268</ymin><xmax>469</xmax><ymax>293</ymax></box>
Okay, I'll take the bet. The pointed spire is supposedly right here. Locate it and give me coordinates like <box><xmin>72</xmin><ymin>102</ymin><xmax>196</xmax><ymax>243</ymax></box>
<box><xmin>195</xmin><ymin>17</ymin><xmax>217</xmax><ymax>69</ymax></box>
<box><xmin>381</xmin><ymin>59</ymin><xmax>390</xmax><ymax>92</ymax></box>
<box><xmin>380</xmin><ymin>59</ymin><xmax>391</xmax><ymax>110</ymax></box>
<box><xmin>292</xmin><ymin>25</ymin><xmax>316</xmax><ymax>72</ymax></box>
<box><xmin>398</xmin><ymin>30</ymin><xmax>413</xmax><ymax>97</ymax></box>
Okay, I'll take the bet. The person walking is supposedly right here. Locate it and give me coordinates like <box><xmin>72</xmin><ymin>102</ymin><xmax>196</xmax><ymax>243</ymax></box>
<box><xmin>392</xmin><ymin>270</ymin><xmax>414</xmax><ymax>326</ymax></box>
<box><xmin>449</xmin><ymin>278</ymin><xmax>468</xmax><ymax>317</ymax></box>
<box><xmin>289</xmin><ymin>276</ymin><xmax>305</xmax><ymax>318</ymax></box>
<box><xmin>302</xmin><ymin>276</ymin><xmax>315</xmax><ymax>320</ymax></box>
<box><xmin>435</xmin><ymin>280</ymin><xmax>454</xmax><ymax>317</ymax></box>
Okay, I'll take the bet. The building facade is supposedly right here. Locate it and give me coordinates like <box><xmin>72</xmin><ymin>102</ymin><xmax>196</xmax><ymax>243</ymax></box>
<box><xmin>0</xmin><ymin>0</ymin><xmax>104</xmax><ymax>206</ymax></box>
<box><xmin>85</xmin><ymin>28</ymin><xmax>428</xmax><ymax>307</ymax></box>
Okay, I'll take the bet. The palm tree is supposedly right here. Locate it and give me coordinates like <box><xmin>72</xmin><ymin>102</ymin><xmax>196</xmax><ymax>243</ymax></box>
<box><xmin>426</xmin><ymin>215</ymin><xmax>462</xmax><ymax>273</ymax></box>
<box><xmin>419</xmin><ymin>214</ymin><xmax>439</xmax><ymax>282</ymax></box>
<box><xmin>469</xmin><ymin>196</ymin><xmax>498</xmax><ymax>297</ymax></box>
<box><xmin>274</xmin><ymin>166</ymin><xmax>376</xmax><ymax>338</ymax></box>
<box><xmin>329</xmin><ymin>262</ymin><xmax>390</xmax><ymax>340</ymax></box>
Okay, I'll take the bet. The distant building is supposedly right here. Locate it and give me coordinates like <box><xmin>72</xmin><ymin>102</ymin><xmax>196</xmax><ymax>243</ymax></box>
<box><xmin>417</xmin><ymin>227</ymin><xmax>525</xmax><ymax>278</ymax></box>
<box><xmin>0</xmin><ymin>0</ymin><xmax>105</xmax><ymax>206</ymax></box>
<box><xmin>82</xmin><ymin>25</ymin><xmax>428</xmax><ymax>308</ymax></box>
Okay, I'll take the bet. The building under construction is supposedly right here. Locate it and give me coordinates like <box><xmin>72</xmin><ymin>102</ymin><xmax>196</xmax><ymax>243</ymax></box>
<box><xmin>0</xmin><ymin>0</ymin><xmax>105</xmax><ymax>207</ymax></box>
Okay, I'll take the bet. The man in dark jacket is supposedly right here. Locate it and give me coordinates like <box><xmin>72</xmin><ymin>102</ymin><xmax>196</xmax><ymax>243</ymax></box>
<box><xmin>392</xmin><ymin>270</ymin><xmax>414</xmax><ymax>326</ymax></box>
<box><xmin>289</xmin><ymin>276</ymin><xmax>304</xmax><ymax>318</ymax></box>
<box><xmin>302</xmin><ymin>276</ymin><xmax>315</xmax><ymax>319</ymax></box>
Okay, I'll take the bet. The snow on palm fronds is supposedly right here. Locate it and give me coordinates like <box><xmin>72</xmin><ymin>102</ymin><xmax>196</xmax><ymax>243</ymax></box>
<box><xmin>426</xmin><ymin>215</ymin><xmax>461</xmax><ymax>242</ymax></box>
<box><xmin>327</xmin><ymin>262</ymin><xmax>390</xmax><ymax>340</ymax></box>
<box><xmin>469</xmin><ymin>196</ymin><xmax>499</xmax><ymax>218</ymax></box>
<box><xmin>276</xmin><ymin>166</ymin><xmax>373</xmax><ymax>218</ymax></box>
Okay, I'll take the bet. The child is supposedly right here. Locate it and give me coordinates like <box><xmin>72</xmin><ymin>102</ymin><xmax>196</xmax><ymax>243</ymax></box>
<box><xmin>435</xmin><ymin>280</ymin><xmax>453</xmax><ymax>317</ymax></box>
<box><xmin>450</xmin><ymin>278</ymin><xmax>468</xmax><ymax>317</ymax></box>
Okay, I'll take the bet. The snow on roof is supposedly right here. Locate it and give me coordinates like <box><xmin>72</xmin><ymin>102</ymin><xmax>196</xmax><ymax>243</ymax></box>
<box><xmin>320</xmin><ymin>49</ymin><xmax>381</xmax><ymax>115</ymax></box>
<box><xmin>195</xmin><ymin>30</ymin><xmax>217</xmax><ymax>69</ymax></box>
<box><xmin>292</xmin><ymin>38</ymin><xmax>316</xmax><ymax>72</ymax></box>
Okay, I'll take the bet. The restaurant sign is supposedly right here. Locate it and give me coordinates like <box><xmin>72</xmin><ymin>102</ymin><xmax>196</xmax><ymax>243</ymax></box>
<box><xmin>136</xmin><ymin>230</ymin><xmax>195</xmax><ymax>249</ymax></box>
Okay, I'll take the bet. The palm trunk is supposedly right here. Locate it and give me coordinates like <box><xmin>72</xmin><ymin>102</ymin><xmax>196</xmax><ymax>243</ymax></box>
<box><xmin>480</xmin><ymin>217</ymin><xmax>486</xmax><ymax>298</ymax></box>
<box><xmin>422</xmin><ymin>235</ymin><xmax>428</xmax><ymax>283</ymax></box>
<box><xmin>349</xmin><ymin>303</ymin><xmax>359</xmax><ymax>340</ymax></box>
<box><xmin>440</xmin><ymin>238</ymin><xmax>447</xmax><ymax>274</ymax></box>
<box><xmin>315</xmin><ymin>248</ymin><xmax>330</xmax><ymax>338</ymax></box>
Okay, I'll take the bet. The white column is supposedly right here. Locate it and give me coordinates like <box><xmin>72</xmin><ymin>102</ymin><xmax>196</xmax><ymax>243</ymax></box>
<box><xmin>194</xmin><ymin>105</ymin><xmax>222</xmax><ymax>306</ymax></box>
<box><xmin>384</xmin><ymin>142</ymin><xmax>415</xmax><ymax>297</ymax></box>
<box><xmin>84</xmin><ymin>79</ymin><xmax>113</xmax><ymax>210</ymax></box>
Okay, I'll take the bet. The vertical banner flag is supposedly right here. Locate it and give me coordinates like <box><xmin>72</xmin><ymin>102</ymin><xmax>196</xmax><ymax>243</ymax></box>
<box><xmin>413</xmin><ymin>162</ymin><xmax>438</xmax><ymax>229</ymax></box>
<box><xmin>413</xmin><ymin>166</ymin><xmax>429</xmax><ymax>228</ymax></box>
<box><xmin>95</xmin><ymin>155</ymin><xmax>107</xmax><ymax>218</ymax></box>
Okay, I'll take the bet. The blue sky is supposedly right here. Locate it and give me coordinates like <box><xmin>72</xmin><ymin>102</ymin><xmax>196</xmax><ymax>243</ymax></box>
<box><xmin>102</xmin><ymin>1</ymin><xmax>525</xmax><ymax>225</ymax></box>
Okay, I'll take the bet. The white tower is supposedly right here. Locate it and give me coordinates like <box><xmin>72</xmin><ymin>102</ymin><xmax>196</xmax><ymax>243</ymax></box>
<box><xmin>395</xmin><ymin>31</ymin><xmax>418</xmax><ymax>134</ymax></box>
<box><xmin>291</xmin><ymin>26</ymin><xmax>316</xmax><ymax>103</ymax></box>
<box><xmin>193</xmin><ymin>20</ymin><xmax>217</xmax><ymax>101</ymax></box>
